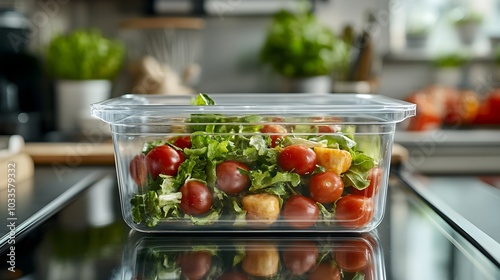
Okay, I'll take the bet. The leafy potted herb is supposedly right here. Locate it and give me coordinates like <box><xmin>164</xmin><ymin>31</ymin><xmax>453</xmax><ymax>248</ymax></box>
<box><xmin>260</xmin><ymin>9</ymin><xmax>343</xmax><ymax>93</ymax></box>
<box><xmin>404</xmin><ymin>6</ymin><xmax>436</xmax><ymax>49</ymax></box>
<box><xmin>405</xmin><ymin>25</ymin><xmax>431</xmax><ymax>49</ymax></box>
<box><xmin>46</xmin><ymin>29</ymin><xmax>125</xmax><ymax>133</ymax></box>
<box><xmin>451</xmin><ymin>11</ymin><xmax>483</xmax><ymax>46</ymax></box>
<box><xmin>432</xmin><ymin>52</ymin><xmax>469</xmax><ymax>87</ymax></box>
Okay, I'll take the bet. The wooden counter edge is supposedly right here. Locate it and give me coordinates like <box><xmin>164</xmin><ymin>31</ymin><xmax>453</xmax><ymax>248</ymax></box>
<box><xmin>24</xmin><ymin>142</ymin><xmax>115</xmax><ymax>165</ymax></box>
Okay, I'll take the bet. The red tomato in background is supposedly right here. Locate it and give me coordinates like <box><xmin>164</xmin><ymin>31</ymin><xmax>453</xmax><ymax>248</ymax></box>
<box><xmin>488</xmin><ymin>91</ymin><xmax>500</xmax><ymax>122</ymax></box>
<box><xmin>282</xmin><ymin>241</ymin><xmax>318</xmax><ymax>275</ymax></box>
<box><xmin>177</xmin><ymin>251</ymin><xmax>212</xmax><ymax>280</ymax></box>
<box><xmin>129</xmin><ymin>153</ymin><xmax>147</xmax><ymax>186</ymax></box>
<box><xmin>260</xmin><ymin>124</ymin><xmax>287</xmax><ymax>147</ymax></box>
<box><xmin>173</xmin><ymin>135</ymin><xmax>192</xmax><ymax>149</ymax></box>
<box><xmin>350</xmin><ymin>167</ymin><xmax>382</xmax><ymax>197</ymax></box>
<box><xmin>278</xmin><ymin>145</ymin><xmax>317</xmax><ymax>175</ymax></box>
<box><xmin>282</xmin><ymin>195</ymin><xmax>319</xmax><ymax>229</ymax></box>
<box><xmin>180</xmin><ymin>180</ymin><xmax>212</xmax><ymax>215</ymax></box>
<box><xmin>216</xmin><ymin>161</ymin><xmax>251</xmax><ymax>195</ymax></box>
<box><xmin>309</xmin><ymin>171</ymin><xmax>344</xmax><ymax>204</ymax></box>
<box><xmin>335</xmin><ymin>195</ymin><xmax>374</xmax><ymax>229</ymax></box>
<box><xmin>444</xmin><ymin>89</ymin><xmax>480</xmax><ymax>126</ymax></box>
<box><xmin>308</xmin><ymin>263</ymin><xmax>341</xmax><ymax>280</ymax></box>
<box><xmin>406</xmin><ymin>89</ymin><xmax>443</xmax><ymax>131</ymax></box>
<box><xmin>473</xmin><ymin>89</ymin><xmax>500</xmax><ymax>125</ymax></box>
<box><xmin>145</xmin><ymin>145</ymin><xmax>184</xmax><ymax>179</ymax></box>
<box><xmin>334</xmin><ymin>239</ymin><xmax>372</xmax><ymax>272</ymax></box>
<box><xmin>407</xmin><ymin>112</ymin><xmax>442</xmax><ymax>131</ymax></box>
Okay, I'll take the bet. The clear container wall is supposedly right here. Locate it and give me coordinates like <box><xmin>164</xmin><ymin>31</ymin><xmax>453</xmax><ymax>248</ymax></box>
<box><xmin>112</xmin><ymin>117</ymin><xmax>396</xmax><ymax>232</ymax></box>
<box><xmin>93</xmin><ymin>94</ymin><xmax>416</xmax><ymax>233</ymax></box>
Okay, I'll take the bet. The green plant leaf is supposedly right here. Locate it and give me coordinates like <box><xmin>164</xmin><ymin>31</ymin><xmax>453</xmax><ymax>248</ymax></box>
<box><xmin>46</xmin><ymin>29</ymin><xmax>125</xmax><ymax>80</ymax></box>
<box><xmin>260</xmin><ymin>9</ymin><xmax>342</xmax><ymax>77</ymax></box>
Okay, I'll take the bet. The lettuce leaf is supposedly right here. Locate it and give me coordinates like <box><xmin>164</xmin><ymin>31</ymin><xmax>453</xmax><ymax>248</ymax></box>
<box><xmin>342</xmin><ymin>153</ymin><xmax>376</xmax><ymax>190</ymax></box>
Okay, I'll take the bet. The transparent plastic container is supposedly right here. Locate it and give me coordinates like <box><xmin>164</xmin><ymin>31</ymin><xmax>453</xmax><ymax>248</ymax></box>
<box><xmin>91</xmin><ymin>93</ymin><xmax>415</xmax><ymax>233</ymax></box>
<box><xmin>122</xmin><ymin>232</ymin><xmax>386</xmax><ymax>280</ymax></box>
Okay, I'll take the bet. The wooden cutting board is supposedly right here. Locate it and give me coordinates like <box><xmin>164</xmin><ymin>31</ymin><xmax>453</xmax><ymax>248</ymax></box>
<box><xmin>24</xmin><ymin>142</ymin><xmax>115</xmax><ymax>165</ymax></box>
<box><xmin>0</xmin><ymin>152</ymin><xmax>35</xmax><ymax>190</ymax></box>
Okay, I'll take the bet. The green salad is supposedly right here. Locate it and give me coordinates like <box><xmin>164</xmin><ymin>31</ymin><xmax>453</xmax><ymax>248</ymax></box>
<box><xmin>128</xmin><ymin>94</ymin><xmax>380</xmax><ymax>229</ymax></box>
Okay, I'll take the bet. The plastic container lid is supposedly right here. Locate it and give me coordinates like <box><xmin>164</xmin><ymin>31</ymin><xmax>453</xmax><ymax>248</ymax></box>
<box><xmin>91</xmin><ymin>93</ymin><xmax>416</xmax><ymax>125</ymax></box>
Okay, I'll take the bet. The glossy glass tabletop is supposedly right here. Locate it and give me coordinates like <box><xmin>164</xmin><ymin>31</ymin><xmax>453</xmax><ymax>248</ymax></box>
<box><xmin>1</xmin><ymin>167</ymin><xmax>499</xmax><ymax>280</ymax></box>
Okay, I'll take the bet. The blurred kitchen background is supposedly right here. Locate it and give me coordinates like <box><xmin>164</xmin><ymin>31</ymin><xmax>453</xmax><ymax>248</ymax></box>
<box><xmin>1</xmin><ymin>0</ymin><xmax>500</xmax><ymax>173</ymax></box>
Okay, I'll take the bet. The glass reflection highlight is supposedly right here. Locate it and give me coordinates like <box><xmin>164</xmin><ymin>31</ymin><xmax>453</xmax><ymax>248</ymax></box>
<box><xmin>122</xmin><ymin>232</ymin><xmax>385</xmax><ymax>280</ymax></box>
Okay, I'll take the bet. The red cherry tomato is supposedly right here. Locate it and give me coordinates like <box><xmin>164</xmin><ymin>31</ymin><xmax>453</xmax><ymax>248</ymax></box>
<box><xmin>309</xmin><ymin>263</ymin><xmax>341</xmax><ymax>280</ymax></box>
<box><xmin>173</xmin><ymin>135</ymin><xmax>192</xmax><ymax>149</ymax></box>
<box><xmin>278</xmin><ymin>145</ymin><xmax>317</xmax><ymax>175</ymax></box>
<box><xmin>335</xmin><ymin>239</ymin><xmax>372</xmax><ymax>272</ymax></box>
<box><xmin>180</xmin><ymin>180</ymin><xmax>212</xmax><ymax>215</ymax></box>
<box><xmin>145</xmin><ymin>145</ymin><xmax>184</xmax><ymax>179</ymax></box>
<box><xmin>282</xmin><ymin>195</ymin><xmax>319</xmax><ymax>229</ymax></box>
<box><xmin>177</xmin><ymin>251</ymin><xmax>212</xmax><ymax>280</ymax></box>
<box><xmin>216</xmin><ymin>161</ymin><xmax>251</xmax><ymax>195</ymax></box>
<box><xmin>129</xmin><ymin>153</ymin><xmax>147</xmax><ymax>186</ymax></box>
<box><xmin>318</xmin><ymin>125</ymin><xmax>336</xmax><ymax>133</ymax></box>
<box><xmin>309</xmin><ymin>171</ymin><xmax>344</xmax><ymax>204</ymax></box>
<box><xmin>283</xmin><ymin>241</ymin><xmax>318</xmax><ymax>275</ymax></box>
<box><xmin>350</xmin><ymin>167</ymin><xmax>382</xmax><ymax>197</ymax></box>
<box><xmin>335</xmin><ymin>195</ymin><xmax>374</xmax><ymax>229</ymax></box>
<box><xmin>260</xmin><ymin>124</ymin><xmax>287</xmax><ymax>147</ymax></box>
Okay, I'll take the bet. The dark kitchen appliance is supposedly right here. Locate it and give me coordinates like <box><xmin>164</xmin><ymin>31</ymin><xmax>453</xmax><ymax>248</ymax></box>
<box><xmin>0</xmin><ymin>8</ymin><xmax>42</xmax><ymax>141</ymax></box>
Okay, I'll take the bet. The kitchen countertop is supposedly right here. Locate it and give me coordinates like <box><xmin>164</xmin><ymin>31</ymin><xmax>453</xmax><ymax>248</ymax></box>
<box><xmin>1</xmin><ymin>165</ymin><xmax>500</xmax><ymax>280</ymax></box>
<box><xmin>395</xmin><ymin>129</ymin><xmax>500</xmax><ymax>174</ymax></box>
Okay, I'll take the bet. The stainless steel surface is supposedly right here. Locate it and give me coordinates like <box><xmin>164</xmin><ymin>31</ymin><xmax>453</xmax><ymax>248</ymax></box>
<box><xmin>388</xmin><ymin>176</ymin><xmax>500</xmax><ymax>280</ymax></box>
<box><xmin>395</xmin><ymin>130</ymin><xmax>500</xmax><ymax>174</ymax></box>
<box><xmin>398</xmin><ymin>169</ymin><xmax>500</xmax><ymax>266</ymax></box>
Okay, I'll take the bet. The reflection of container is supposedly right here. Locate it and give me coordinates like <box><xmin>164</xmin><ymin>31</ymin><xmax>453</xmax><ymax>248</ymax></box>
<box><xmin>123</xmin><ymin>232</ymin><xmax>386</xmax><ymax>280</ymax></box>
<box><xmin>92</xmin><ymin>94</ymin><xmax>415</xmax><ymax>233</ymax></box>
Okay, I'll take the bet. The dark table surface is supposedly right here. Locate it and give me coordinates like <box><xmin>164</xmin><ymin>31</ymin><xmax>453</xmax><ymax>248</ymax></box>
<box><xmin>1</xmin><ymin>165</ymin><xmax>500</xmax><ymax>280</ymax></box>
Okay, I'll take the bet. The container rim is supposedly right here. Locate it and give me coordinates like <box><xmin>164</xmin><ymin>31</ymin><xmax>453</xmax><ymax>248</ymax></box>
<box><xmin>91</xmin><ymin>93</ymin><xmax>416</xmax><ymax>124</ymax></box>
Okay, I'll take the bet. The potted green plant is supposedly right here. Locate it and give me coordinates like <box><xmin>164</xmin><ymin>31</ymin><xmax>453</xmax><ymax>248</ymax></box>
<box><xmin>404</xmin><ymin>6</ymin><xmax>437</xmax><ymax>49</ymax></box>
<box><xmin>405</xmin><ymin>25</ymin><xmax>431</xmax><ymax>49</ymax></box>
<box><xmin>495</xmin><ymin>46</ymin><xmax>500</xmax><ymax>82</ymax></box>
<box><xmin>432</xmin><ymin>52</ymin><xmax>469</xmax><ymax>87</ymax></box>
<box><xmin>260</xmin><ymin>9</ymin><xmax>342</xmax><ymax>93</ymax></box>
<box><xmin>451</xmin><ymin>11</ymin><xmax>483</xmax><ymax>46</ymax></box>
<box><xmin>46</xmin><ymin>29</ymin><xmax>125</xmax><ymax>133</ymax></box>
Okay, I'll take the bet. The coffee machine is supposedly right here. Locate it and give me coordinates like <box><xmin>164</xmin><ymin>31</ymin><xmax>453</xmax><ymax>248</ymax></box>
<box><xmin>0</xmin><ymin>8</ymin><xmax>42</xmax><ymax>141</ymax></box>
